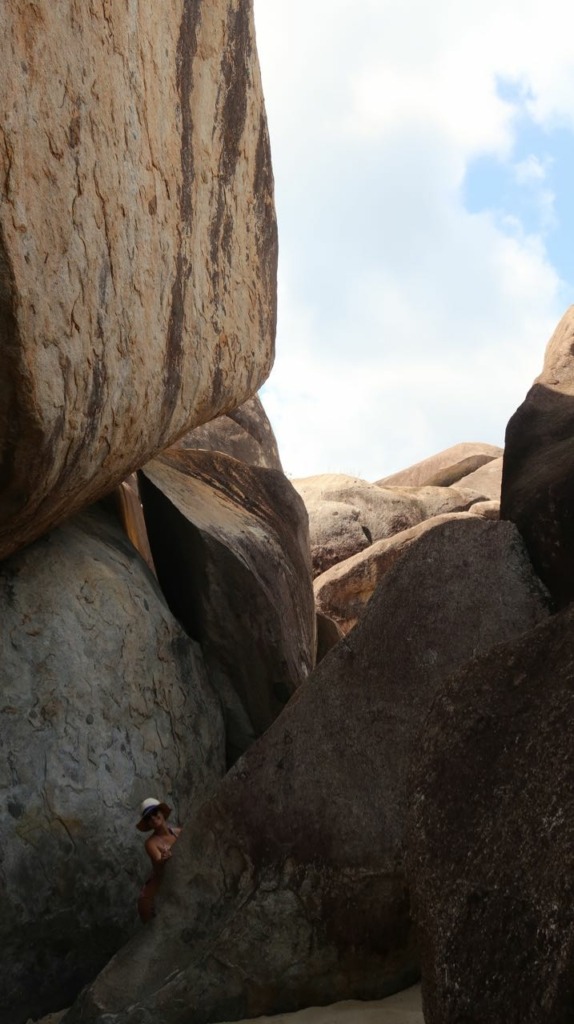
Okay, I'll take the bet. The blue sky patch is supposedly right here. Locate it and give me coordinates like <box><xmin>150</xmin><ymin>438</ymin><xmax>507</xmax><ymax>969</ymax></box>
<box><xmin>464</xmin><ymin>82</ymin><xmax>574</xmax><ymax>296</ymax></box>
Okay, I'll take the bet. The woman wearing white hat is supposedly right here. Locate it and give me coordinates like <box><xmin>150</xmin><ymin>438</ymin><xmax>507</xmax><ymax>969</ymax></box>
<box><xmin>136</xmin><ymin>797</ymin><xmax>181</xmax><ymax>923</ymax></box>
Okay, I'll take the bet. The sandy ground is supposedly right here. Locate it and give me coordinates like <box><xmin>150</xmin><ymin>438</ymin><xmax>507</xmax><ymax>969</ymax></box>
<box><xmin>31</xmin><ymin>984</ymin><xmax>423</xmax><ymax>1024</ymax></box>
<box><xmin>221</xmin><ymin>986</ymin><xmax>424</xmax><ymax>1024</ymax></box>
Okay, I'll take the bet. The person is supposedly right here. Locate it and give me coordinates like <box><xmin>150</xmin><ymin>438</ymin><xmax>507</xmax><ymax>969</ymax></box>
<box><xmin>136</xmin><ymin>797</ymin><xmax>181</xmax><ymax>923</ymax></box>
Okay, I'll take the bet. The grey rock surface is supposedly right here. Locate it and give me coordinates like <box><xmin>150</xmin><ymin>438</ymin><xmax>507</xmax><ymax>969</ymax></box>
<box><xmin>176</xmin><ymin>394</ymin><xmax>282</xmax><ymax>471</ymax></box>
<box><xmin>64</xmin><ymin>517</ymin><xmax>550</xmax><ymax>1024</ymax></box>
<box><xmin>0</xmin><ymin>0</ymin><xmax>277</xmax><ymax>560</ymax></box>
<box><xmin>0</xmin><ymin>506</ymin><xmax>225</xmax><ymax>1023</ymax></box>
<box><xmin>140</xmin><ymin>448</ymin><xmax>315</xmax><ymax>765</ymax></box>
<box><xmin>407</xmin><ymin>603</ymin><xmax>574</xmax><ymax>1024</ymax></box>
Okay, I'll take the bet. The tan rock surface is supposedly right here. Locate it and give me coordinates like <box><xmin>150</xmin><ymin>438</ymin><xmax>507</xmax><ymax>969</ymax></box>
<box><xmin>458</xmin><ymin>455</ymin><xmax>503</xmax><ymax>500</ymax></box>
<box><xmin>314</xmin><ymin>512</ymin><xmax>474</xmax><ymax>634</ymax></box>
<box><xmin>377</xmin><ymin>443</ymin><xmax>502</xmax><ymax>488</ymax></box>
<box><xmin>0</xmin><ymin>0</ymin><xmax>277</xmax><ymax>560</ymax></box>
<box><xmin>220</xmin><ymin>984</ymin><xmax>423</xmax><ymax>1024</ymax></box>
<box><xmin>176</xmin><ymin>394</ymin><xmax>283</xmax><ymax>471</ymax></box>
<box><xmin>102</xmin><ymin>474</ymin><xmax>156</xmax><ymax>574</ymax></box>
<box><xmin>293</xmin><ymin>475</ymin><xmax>484</xmax><ymax>577</ymax></box>
<box><xmin>292</xmin><ymin>475</ymin><xmax>423</xmax><ymax>576</ymax></box>
<box><xmin>470</xmin><ymin>499</ymin><xmax>500</xmax><ymax>520</ymax></box>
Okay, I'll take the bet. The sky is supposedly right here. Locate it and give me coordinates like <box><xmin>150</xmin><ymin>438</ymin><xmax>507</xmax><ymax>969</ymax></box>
<box><xmin>252</xmin><ymin>0</ymin><xmax>574</xmax><ymax>481</ymax></box>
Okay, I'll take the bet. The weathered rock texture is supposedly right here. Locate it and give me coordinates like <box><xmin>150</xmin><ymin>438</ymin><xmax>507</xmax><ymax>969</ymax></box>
<box><xmin>376</xmin><ymin>443</ymin><xmax>502</xmax><ymax>488</ymax></box>
<box><xmin>292</xmin><ymin>476</ymin><xmax>405</xmax><ymax>578</ymax></box>
<box><xmin>140</xmin><ymin>448</ymin><xmax>315</xmax><ymax>765</ymax></box>
<box><xmin>407</xmin><ymin>603</ymin><xmax>574</xmax><ymax>1024</ymax></box>
<box><xmin>64</xmin><ymin>517</ymin><xmax>549</xmax><ymax>1024</ymax></box>
<box><xmin>501</xmin><ymin>307</ymin><xmax>574</xmax><ymax>607</ymax></box>
<box><xmin>293</xmin><ymin>475</ymin><xmax>483</xmax><ymax>577</ymax></box>
<box><xmin>0</xmin><ymin>0</ymin><xmax>277</xmax><ymax>560</ymax></box>
<box><xmin>175</xmin><ymin>394</ymin><xmax>282</xmax><ymax>471</ymax></box>
<box><xmin>0</xmin><ymin>506</ymin><xmax>224</xmax><ymax>1023</ymax></box>
<box><xmin>314</xmin><ymin>512</ymin><xmax>473</xmax><ymax>635</ymax></box>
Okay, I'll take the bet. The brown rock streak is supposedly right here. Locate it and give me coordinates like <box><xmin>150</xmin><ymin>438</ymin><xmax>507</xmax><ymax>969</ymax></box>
<box><xmin>163</xmin><ymin>0</ymin><xmax>201</xmax><ymax>430</ymax></box>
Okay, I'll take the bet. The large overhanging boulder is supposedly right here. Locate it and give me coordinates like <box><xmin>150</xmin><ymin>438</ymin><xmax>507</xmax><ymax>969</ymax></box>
<box><xmin>63</xmin><ymin>517</ymin><xmax>549</xmax><ymax>1024</ymax></box>
<box><xmin>0</xmin><ymin>506</ymin><xmax>224</xmax><ymax>1023</ymax></box>
<box><xmin>0</xmin><ymin>0</ymin><xmax>277</xmax><ymax>560</ymax></box>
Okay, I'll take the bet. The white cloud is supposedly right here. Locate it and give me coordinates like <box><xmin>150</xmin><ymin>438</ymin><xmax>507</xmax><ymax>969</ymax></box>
<box><xmin>513</xmin><ymin>155</ymin><xmax>548</xmax><ymax>185</ymax></box>
<box><xmin>254</xmin><ymin>0</ymin><xmax>574</xmax><ymax>479</ymax></box>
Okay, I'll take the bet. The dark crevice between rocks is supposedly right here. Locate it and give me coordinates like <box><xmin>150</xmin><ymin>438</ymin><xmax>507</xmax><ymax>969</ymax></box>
<box><xmin>0</xmin><ymin>223</ymin><xmax>47</xmax><ymax>550</ymax></box>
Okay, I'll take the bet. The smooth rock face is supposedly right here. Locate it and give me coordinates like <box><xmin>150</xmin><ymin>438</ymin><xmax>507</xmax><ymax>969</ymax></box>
<box><xmin>314</xmin><ymin>512</ymin><xmax>474</xmax><ymax>635</ymax></box>
<box><xmin>140</xmin><ymin>448</ymin><xmax>315</xmax><ymax>765</ymax></box>
<box><xmin>458</xmin><ymin>455</ymin><xmax>503</xmax><ymax>500</ymax></box>
<box><xmin>395</xmin><ymin>485</ymin><xmax>487</xmax><ymax>518</ymax></box>
<box><xmin>407</xmin><ymin>604</ymin><xmax>574</xmax><ymax>1024</ymax></box>
<box><xmin>0</xmin><ymin>0</ymin><xmax>277</xmax><ymax>560</ymax></box>
<box><xmin>377</xmin><ymin>443</ymin><xmax>502</xmax><ymax>488</ymax></box>
<box><xmin>64</xmin><ymin>517</ymin><xmax>550</xmax><ymax>1024</ymax></box>
<box><xmin>501</xmin><ymin>307</ymin><xmax>574</xmax><ymax>607</ymax></box>
<box><xmin>175</xmin><ymin>394</ymin><xmax>282</xmax><ymax>471</ymax></box>
<box><xmin>470</xmin><ymin>499</ymin><xmax>500</xmax><ymax>520</ymax></box>
<box><xmin>0</xmin><ymin>506</ymin><xmax>224</xmax><ymax>1023</ymax></box>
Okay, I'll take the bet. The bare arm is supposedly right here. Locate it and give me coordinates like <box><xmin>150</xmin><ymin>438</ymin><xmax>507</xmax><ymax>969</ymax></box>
<box><xmin>145</xmin><ymin>836</ymin><xmax>171</xmax><ymax>865</ymax></box>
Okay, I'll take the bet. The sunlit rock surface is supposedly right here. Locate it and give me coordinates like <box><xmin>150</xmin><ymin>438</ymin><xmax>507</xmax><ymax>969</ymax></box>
<box><xmin>459</xmin><ymin>455</ymin><xmax>503</xmax><ymax>500</ymax></box>
<box><xmin>293</xmin><ymin>474</ymin><xmax>484</xmax><ymax>578</ymax></box>
<box><xmin>0</xmin><ymin>0</ymin><xmax>277</xmax><ymax>560</ymax></box>
<box><xmin>314</xmin><ymin>511</ymin><xmax>473</xmax><ymax>635</ymax></box>
<box><xmin>376</xmin><ymin>443</ymin><xmax>502</xmax><ymax>488</ymax></box>
<box><xmin>175</xmin><ymin>394</ymin><xmax>283</xmax><ymax>471</ymax></box>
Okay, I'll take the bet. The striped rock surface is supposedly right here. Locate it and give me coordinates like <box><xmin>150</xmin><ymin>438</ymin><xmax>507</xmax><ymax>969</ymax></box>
<box><xmin>0</xmin><ymin>0</ymin><xmax>276</xmax><ymax>559</ymax></box>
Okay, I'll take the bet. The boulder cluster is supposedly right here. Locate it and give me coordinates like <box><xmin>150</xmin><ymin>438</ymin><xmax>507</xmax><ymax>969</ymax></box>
<box><xmin>2</xmin><ymin>4</ymin><xmax>574</xmax><ymax>1024</ymax></box>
